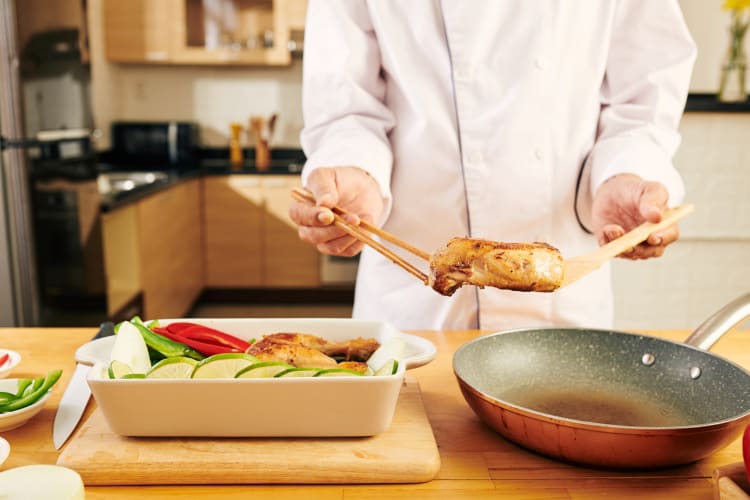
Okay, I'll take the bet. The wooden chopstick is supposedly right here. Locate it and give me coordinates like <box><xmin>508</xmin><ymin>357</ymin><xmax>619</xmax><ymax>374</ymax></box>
<box><xmin>291</xmin><ymin>188</ymin><xmax>429</xmax><ymax>284</ymax></box>
<box><xmin>291</xmin><ymin>188</ymin><xmax>430</xmax><ymax>261</ymax></box>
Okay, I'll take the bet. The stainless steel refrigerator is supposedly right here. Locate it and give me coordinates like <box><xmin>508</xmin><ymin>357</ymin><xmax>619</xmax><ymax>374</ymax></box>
<box><xmin>1</xmin><ymin>0</ymin><xmax>40</xmax><ymax>326</ymax></box>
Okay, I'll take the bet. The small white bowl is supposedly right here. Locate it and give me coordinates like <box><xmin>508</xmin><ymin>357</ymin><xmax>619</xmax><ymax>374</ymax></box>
<box><xmin>0</xmin><ymin>350</ymin><xmax>21</xmax><ymax>379</ymax></box>
<box><xmin>0</xmin><ymin>437</ymin><xmax>9</xmax><ymax>467</ymax></box>
<box><xmin>0</xmin><ymin>379</ymin><xmax>52</xmax><ymax>432</ymax></box>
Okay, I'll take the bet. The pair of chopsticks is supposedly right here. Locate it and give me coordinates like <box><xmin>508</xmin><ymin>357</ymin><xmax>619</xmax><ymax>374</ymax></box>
<box><xmin>291</xmin><ymin>187</ymin><xmax>430</xmax><ymax>284</ymax></box>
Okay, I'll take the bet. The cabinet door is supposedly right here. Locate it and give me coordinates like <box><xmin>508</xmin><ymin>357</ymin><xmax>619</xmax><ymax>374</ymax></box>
<box><xmin>280</xmin><ymin>0</ymin><xmax>307</xmax><ymax>31</ymax></box>
<box><xmin>103</xmin><ymin>0</ymin><xmax>177</xmax><ymax>62</ymax></box>
<box><xmin>101</xmin><ymin>205</ymin><xmax>141</xmax><ymax>318</ymax></box>
<box><xmin>171</xmin><ymin>0</ymin><xmax>291</xmax><ymax>65</ymax></box>
<box><xmin>203</xmin><ymin>176</ymin><xmax>264</xmax><ymax>287</ymax></box>
<box><xmin>261</xmin><ymin>175</ymin><xmax>319</xmax><ymax>287</ymax></box>
<box><xmin>103</xmin><ymin>0</ymin><xmax>292</xmax><ymax>65</ymax></box>
<box><xmin>138</xmin><ymin>179</ymin><xmax>203</xmax><ymax>318</ymax></box>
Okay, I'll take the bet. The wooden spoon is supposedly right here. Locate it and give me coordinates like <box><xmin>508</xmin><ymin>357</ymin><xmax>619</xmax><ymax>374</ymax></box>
<box><xmin>561</xmin><ymin>204</ymin><xmax>695</xmax><ymax>287</ymax></box>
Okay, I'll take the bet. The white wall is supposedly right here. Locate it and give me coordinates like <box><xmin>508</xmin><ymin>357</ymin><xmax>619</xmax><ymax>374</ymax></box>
<box><xmin>612</xmin><ymin>114</ymin><xmax>750</xmax><ymax>331</ymax></box>
<box><xmin>610</xmin><ymin>3</ymin><xmax>750</xmax><ymax>332</ymax></box>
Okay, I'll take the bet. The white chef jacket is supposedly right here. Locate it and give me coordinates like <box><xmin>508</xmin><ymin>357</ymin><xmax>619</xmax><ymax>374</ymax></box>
<box><xmin>300</xmin><ymin>0</ymin><xmax>696</xmax><ymax>331</ymax></box>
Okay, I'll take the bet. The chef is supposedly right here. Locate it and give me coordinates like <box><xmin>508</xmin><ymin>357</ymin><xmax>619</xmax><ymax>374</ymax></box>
<box><xmin>289</xmin><ymin>0</ymin><xmax>697</xmax><ymax>331</ymax></box>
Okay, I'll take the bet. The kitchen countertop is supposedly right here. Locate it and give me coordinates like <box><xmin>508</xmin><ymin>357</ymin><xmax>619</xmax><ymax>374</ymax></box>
<box><xmin>98</xmin><ymin>148</ymin><xmax>305</xmax><ymax>212</ymax></box>
<box><xmin>98</xmin><ymin>163</ymin><xmax>300</xmax><ymax>213</ymax></box>
<box><xmin>686</xmin><ymin>93</ymin><xmax>750</xmax><ymax>112</ymax></box>
<box><xmin>0</xmin><ymin>327</ymin><xmax>747</xmax><ymax>499</ymax></box>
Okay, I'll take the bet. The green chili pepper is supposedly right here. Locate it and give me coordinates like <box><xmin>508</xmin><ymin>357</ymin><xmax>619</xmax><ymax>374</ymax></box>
<box><xmin>0</xmin><ymin>369</ymin><xmax>62</xmax><ymax>413</ymax></box>
<box><xmin>130</xmin><ymin>322</ymin><xmax>204</xmax><ymax>361</ymax></box>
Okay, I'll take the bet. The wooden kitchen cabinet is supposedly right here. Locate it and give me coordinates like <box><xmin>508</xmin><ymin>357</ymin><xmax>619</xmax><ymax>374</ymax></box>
<box><xmin>102</xmin><ymin>0</ymin><xmax>175</xmax><ymax>63</ymax></box>
<box><xmin>102</xmin><ymin>174</ymin><xmax>317</xmax><ymax>320</ymax></box>
<box><xmin>203</xmin><ymin>175</ymin><xmax>319</xmax><ymax>288</ymax></box>
<box><xmin>282</xmin><ymin>0</ymin><xmax>307</xmax><ymax>31</ymax></box>
<box><xmin>203</xmin><ymin>176</ymin><xmax>264</xmax><ymax>287</ymax></box>
<box><xmin>101</xmin><ymin>179</ymin><xmax>203</xmax><ymax>320</ymax></box>
<box><xmin>137</xmin><ymin>179</ymin><xmax>203</xmax><ymax>319</ymax></box>
<box><xmin>101</xmin><ymin>204</ymin><xmax>141</xmax><ymax>318</ymax></box>
<box><xmin>102</xmin><ymin>0</ymin><xmax>304</xmax><ymax>65</ymax></box>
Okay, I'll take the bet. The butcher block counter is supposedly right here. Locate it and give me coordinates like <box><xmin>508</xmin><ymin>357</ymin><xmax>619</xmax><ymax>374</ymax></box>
<box><xmin>1</xmin><ymin>327</ymin><xmax>748</xmax><ymax>499</ymax></box>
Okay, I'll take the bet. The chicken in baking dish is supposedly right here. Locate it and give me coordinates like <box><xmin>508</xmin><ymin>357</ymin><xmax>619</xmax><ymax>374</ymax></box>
<box><xmin>247</xmin><ymin>333</ymin><xmax>381</xmax><ymax>369</ymax></box>
<box><xmin>428</xmin><ymin>237</ymin><xmax>565</xmax><ymax>296</ymax></box>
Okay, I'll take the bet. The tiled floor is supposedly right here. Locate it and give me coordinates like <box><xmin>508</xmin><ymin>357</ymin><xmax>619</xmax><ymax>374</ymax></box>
<box><xmin>188</xmin><ymin>303</ymin><xmax>353</xmax><ymax>319</ymax></box>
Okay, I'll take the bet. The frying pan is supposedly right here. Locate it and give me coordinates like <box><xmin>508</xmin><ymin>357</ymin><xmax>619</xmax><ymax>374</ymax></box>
<box><xmin>453</xmin><ymin>293</ymin><xmax>750</xmax><ymax>469</ymax></box>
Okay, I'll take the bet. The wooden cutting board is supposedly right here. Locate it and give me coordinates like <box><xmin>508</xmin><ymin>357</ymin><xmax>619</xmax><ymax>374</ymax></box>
<box><xmin>57</xmin><ymin>376</ymin><xmax>440</xmax><ymax>485</ymax></box>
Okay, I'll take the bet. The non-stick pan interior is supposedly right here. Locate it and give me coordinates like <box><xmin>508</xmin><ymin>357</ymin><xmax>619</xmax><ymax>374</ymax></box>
<box><xmin>453</xmin><ymin>328</ymin><xmax>750</xmax><ymax>428</ymax></box>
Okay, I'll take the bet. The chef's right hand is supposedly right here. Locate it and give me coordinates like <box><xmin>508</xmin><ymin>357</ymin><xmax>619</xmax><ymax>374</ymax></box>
<box><xmin>289</xmin><ymin>166</ymin><xmax>384</xmax><ymax>257</ymax></box>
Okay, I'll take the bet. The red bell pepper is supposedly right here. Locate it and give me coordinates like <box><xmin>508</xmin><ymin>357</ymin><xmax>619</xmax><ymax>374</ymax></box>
<box><xmin>164</xmin><ymin>322</ymin><xmax>251</xmax><ymax>351</ymax></box>
<box><xmin>162</xmin><ymin>322</ymin><xmax>195</xmax><ymax>334</ymax></box>
<box><xmin>152</xmin><ymin>327</ymin><xmax>241</xmax><ymax>356</ymax></box>
<box><xmin>0</xmin><ymin>353</ymin><xmax>9</xmax><ymax>368</ymax></box>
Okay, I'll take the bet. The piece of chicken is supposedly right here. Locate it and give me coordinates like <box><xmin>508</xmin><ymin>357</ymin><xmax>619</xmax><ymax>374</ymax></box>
<box><xmin>337</xmin><ymin>361</ymin><xmax>370</xmax><ymax>374</ymax></box>
<box><xmin>247</xmin><ymin>336</ymin><xmax>337</xmax><ymax>368</ymax></box>
<box><xmin>247</xmin><ymin>333</ymin><xmax>382</xmax><ymax>367</ymax></box>
<box><xmin>322</xmin><ymin>337</ymin><xmax>381</xmax><ymax>362</ymax></box>
<box><xmin>257</xmin><ymin>333</ymin><xmax>330</xmax><ymax>351</ymax></box>
<box><xmin>429</xmin><ymin>237</ymin><xmax>565</xmax><ymax>296</ymax></box>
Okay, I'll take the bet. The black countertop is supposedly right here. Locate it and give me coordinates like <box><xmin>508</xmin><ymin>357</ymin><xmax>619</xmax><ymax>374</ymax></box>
<box><xmin>685</xmin><ymin>93</ymin><xmax>750</xmax><ymax>113</ymax></box>
<box><xmin>99</xmin><ymin>148</ymin><xmax>306</xmax><ymax>212</ymax></box>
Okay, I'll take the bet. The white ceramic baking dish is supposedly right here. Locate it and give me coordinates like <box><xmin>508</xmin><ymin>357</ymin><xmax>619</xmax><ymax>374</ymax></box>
<box><xmin>82</xmin><ymin>318</ymin><xmax>436</xmax><ymax>437</ymax></box>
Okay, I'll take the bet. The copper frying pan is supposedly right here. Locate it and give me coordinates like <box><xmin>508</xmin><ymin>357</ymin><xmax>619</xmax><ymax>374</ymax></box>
<box><xmin>453</xmin><ymin>293</ymin><xmax>750</xmax><ymax>469</ymax></box>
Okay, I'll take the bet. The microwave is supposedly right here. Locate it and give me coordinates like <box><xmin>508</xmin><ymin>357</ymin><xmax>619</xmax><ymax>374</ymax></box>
<box><xmin>110</xmin><ymin>121</ymin><xmax>200</xmax><ymax>168</ymax></box>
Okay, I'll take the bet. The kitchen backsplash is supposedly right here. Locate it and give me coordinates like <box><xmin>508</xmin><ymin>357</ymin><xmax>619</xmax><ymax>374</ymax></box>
<box><xmin>612</xmin><ymin>113</ymin><xmax>750</xmax><ymax>331</ymax></box>
<box><xmin>91</xmin><ymin>62</ymin><xmax>304</xmax><ymax>150</ymax></box>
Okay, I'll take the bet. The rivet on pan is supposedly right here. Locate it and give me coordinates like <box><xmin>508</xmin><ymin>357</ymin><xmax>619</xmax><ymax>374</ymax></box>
<box><xmin>641</xmin><ymin>353</ymin><xmax>655</xmax><ymax>366</ymax></box>
<box><xmin>690</xmin><ymin>367</ymin><xmax>702</xmax><ymax>379</ymax></box>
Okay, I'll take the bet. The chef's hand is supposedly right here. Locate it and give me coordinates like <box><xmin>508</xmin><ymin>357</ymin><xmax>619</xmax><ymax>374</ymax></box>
<box><xmin>289</xmin><ymin>166</ymin><xmax>384</xmax><ymax>257</ymax></box>
<box><xmin>591</xmin><ymin>173</ymin><xmax>679</xmax><ymax>260</ymax></box>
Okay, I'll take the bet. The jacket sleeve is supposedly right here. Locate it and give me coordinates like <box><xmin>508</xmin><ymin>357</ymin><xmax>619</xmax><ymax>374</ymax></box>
<box><xmin>576</xmin><ymin>0</ymin><xmax>697</xmax><ymax>231</ymax></box>
<box><xmin>300</xmin><ymin>0</ymin><xmax>395</xmax><ymax>209</ymax></box>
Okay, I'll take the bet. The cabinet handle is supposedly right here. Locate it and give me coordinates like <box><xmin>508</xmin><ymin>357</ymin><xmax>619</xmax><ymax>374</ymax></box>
<box><xmin>263</xmin><ymin>178</ymin><xmax>287</xmax><ymax>188</ymax></box>
<box><xmin>145</xmin><ymin>51</ymin><xmax>169</xmax><ymax>61</ymax></box>
<box><xmin>229</xmin><ymin>177</ymin><xmax>261</xmax><ymax>188</ymax></box>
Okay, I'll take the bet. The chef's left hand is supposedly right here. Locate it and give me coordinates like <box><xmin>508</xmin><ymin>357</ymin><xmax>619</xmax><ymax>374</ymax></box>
<box><xmin>591</xmin><ymin>173</ymin><xmax>679</xmax><ymax>260</ymax></box>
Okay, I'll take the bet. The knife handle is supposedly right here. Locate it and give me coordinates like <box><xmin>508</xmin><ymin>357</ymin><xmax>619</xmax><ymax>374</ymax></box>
<box><xmin>93</xmin><ymin>322</ymin><xmax>116</xmax><ymax>340</ymax></box>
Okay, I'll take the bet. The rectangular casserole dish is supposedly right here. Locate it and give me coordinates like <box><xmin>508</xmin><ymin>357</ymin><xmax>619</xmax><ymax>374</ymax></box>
<box><xmin>83</xmin><ymin>318</ymin><xmax>436</xmax><ymax>437</ymax></box>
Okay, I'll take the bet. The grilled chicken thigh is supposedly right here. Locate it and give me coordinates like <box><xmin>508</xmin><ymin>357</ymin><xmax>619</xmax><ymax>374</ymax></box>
<box><xmin>248</xmin><ymin>336</ymin><xmax>338</xmax><ymax>368</ymax></box>
<box><xmin>323</xmin><ymin>337</ymin><xmax>381</xmax><ymax>362</ymax></box>
<box><xmin>429</xmin><ymin>237</ymin><xmax>565</xmax><ymax>295</ymax></box>
<box><xmin>247</xmin><ymin>333</ymin><xmax>381</xmax><ymax>367</ymax></box>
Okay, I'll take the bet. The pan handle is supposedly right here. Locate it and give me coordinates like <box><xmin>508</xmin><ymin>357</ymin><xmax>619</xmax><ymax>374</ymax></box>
<box><xmin>684</xmin><ymin>293</ymin><xmax>750</xmax><ymax>350</ymax></box>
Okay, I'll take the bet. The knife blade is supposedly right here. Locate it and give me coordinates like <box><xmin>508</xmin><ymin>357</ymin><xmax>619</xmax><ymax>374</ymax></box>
<box><xmin>53</xmin><ymin>321</ymin><xmax>115</xmax><ymax>450</ymax></box>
